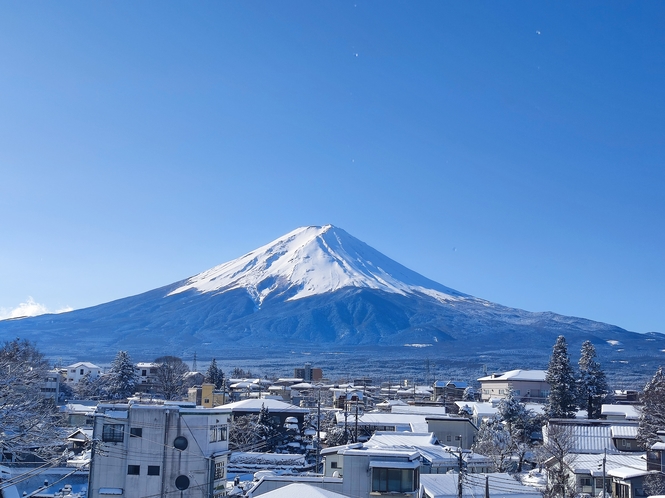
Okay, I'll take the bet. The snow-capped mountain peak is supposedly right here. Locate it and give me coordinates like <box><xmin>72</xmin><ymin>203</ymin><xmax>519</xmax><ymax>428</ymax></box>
<box><xmin>168</xmin><ymin>225</ymin><xmax>467</xmax><ymax>306</ymax></box>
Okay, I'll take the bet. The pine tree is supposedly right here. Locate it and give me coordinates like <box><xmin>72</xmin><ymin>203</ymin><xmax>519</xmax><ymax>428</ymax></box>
<box><xmin>205</xmin><ymin>358</ymin><xmax>225</xmax><ymax>390</ymax></box>
<box><xmin>546</xmin><ymin>335</ymin><xmax>577</xmax><ymax>419</ymax></box>
<box><xmin>108</xmin><ymin>350</ymin><xmax>138</xmax><ymax>400</ymax></box>
<box><xmin>637</xmin><ymin>367</ymin><xmax>665</xmax><ymax>449</ymax></box>
<box><xmin>577</xmin><ymin>341</ymin><xmax>609</xmax><ymax>419</ymax></box>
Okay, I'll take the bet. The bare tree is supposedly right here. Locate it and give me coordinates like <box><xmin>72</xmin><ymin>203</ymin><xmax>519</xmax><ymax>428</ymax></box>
<box><xmin>154</xmin><ymin>356</ymin><xmax>189</xmax><ymax>400</ymax></box>
<box><xmin>0</xmin><ymin>339</ymin><xmax>65</xmax><ymax>460</ymax></box>
<box><xmin>540</xmin><ymin>423</ymin><xmax>577</xmax><ymax>498</ymax></box>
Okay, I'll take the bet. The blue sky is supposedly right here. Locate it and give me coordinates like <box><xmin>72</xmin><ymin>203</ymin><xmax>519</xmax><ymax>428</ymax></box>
<box><xmin>1</xmin><ymin>2</ymin><xmax>663</xmax><ymax>333</ymax></box>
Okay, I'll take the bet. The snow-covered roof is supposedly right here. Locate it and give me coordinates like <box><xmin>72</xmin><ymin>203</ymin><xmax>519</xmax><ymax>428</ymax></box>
<box><xmin>254</xmin><ymin>483</ymin><xmax>348</xmax><ymax>498</ymax></box>
<box><xmin>334</xmin><ymin>412</ymin><xmax>428</xmax><ymax>432</ymax></box>
<box><xmin>478</xmin><ymin>370</ymin><xmax>547</xmax><ymax>382</ymax></box>
<box><xmin>391</xmin><ymin>405</ymin><xmax>447</xmax><ymax>416</ymax></box>
<box><xmin>567</xmin><ymin>453</ymin><xmax>645</xmax><ymax>477</ymax></box>
<box><xmin>607</xmin><ymin>467</ymin><xmax>651</xmax><ymax>480</ymax></box>
<box><xmin>454</xmin><ymin>401</ymin><xmax>498</xmax><ymax>417</ymax></box>
<box><xmin>545</xmin><ymin>424</ymin><xmax>619</xmax><ymax>454</ymax></box>
<box><xmin>602</xmin><ymin>404</ymin><xmax>640</xmax><ymax>420</ymax></box>
<box><xmin>65</xmin><ymin>362</ymin><xmax>101</xmax><ymax>369</ymax></box>
<box><xmin>610</xmin><ymin>425</ymin><xmax>638</xmax><ymax>439</ymax></box>
<box><xmin>367</xmin><ymin>431</ymin><xmax>438</xmax><ymax>448</ymax></box>
<box><xmin>216</xmin><ymin>398</ymin><xmax>308</xmax><ymax>414</ymax></box>
<box><xmin>421</xmin><ymin>473</ymin><xmax>541</xmax><ymax>498</ymax></box>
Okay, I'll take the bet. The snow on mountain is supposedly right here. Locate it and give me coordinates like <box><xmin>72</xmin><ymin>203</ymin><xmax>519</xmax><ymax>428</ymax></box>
<box><xmin>168</xmin><ymin>224</ymin><xmax>470</xmax><ymax>306</ymax></box>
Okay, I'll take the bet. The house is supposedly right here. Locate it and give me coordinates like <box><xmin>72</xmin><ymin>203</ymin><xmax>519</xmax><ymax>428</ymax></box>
<box><xmin>64</xmin><ymin>362</ymin><xmax>102</xmax><ymax>384</ymax></box>
<box><xmin>219</xmin><ymin>398</ymin><xmax>309</xmax><ymax>426</ymax></box>
<box><xmin>608</xmin><ymin>467</ymin><xmax>651</xmax><ymax>498</ymax></box>
<box><xmin>477</xmin><ymin>370</ymin><xmax>549</xmax><ymax>402</ymax></box>
<box><xmin>87</xmin><ymin>402</ymin><xmax>231</xmax><ymax>498</ymax></box>
<box><xmin>561</xmin><ymin>452</ymin><xmax>645</xmax><ymax>497</ymax></box>
<box><xmin>425</xmin><ymin>416</ymin><xmax>479</xmax><ymax>450</ymax></box>
<box><xmin>134</xmin><ymin>362</ymin><xmax>159</xmax><ymax>391</ymax></box>
<box><xmin>431</xmin><ymin>381</ymin><xmax>469</xmax><ymax>408</ymax></box>
<box><xmin>41</xmin><ymin>368</ymin><xmax>61</xmax><ymax>400</ymax></box>
<box><xmin>545</xmin><ymin>419</ymin><xmax>640</xmax><ymax>454</ymax></box>
<box><xmin>602</xmin><ymin>404</ymin><xmax>640</xmax><ymax>422</ymax></box>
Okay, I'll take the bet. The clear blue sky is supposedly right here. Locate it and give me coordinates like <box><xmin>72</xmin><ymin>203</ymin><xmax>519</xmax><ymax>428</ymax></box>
<box><xmin>1</xmin><ymin>2</ymin><xmax>663</xmax><ymax>333</ymax></box>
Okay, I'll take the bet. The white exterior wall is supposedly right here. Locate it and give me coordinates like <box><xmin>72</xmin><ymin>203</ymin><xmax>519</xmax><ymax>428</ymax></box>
<box><xmin>88</xmin><ymin>404</ymin><xmax>230</xmax><ymax>498</ymax></box>
<box><xmin>65</xmin><ymin>363</ymin><xmax>102</xmax><ymax>384</ymax></box>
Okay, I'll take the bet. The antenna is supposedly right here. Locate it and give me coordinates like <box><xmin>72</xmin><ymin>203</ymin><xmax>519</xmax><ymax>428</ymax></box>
<box><xmin>192</xmin><ymin>352</ymin><xmax>198</xmax><ymax>372</ymax></box>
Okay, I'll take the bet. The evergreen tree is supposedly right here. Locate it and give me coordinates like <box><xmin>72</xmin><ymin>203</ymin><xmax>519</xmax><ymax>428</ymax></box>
<box><xmin>546</xmin><ymin>335</ymin><xmax>577</xmax><ymax>419</ymax></box>
<box><xmin>577</xmin><ymin>341</ymin><xmax>609</xmax><ymax>419</ymax></box>
<box><xmin>472</xmin><ymin>416</ymin><xmax>514</xmax><ymax>472</ymax></box>
<box><xmin>637</xmin><ymin>367</ymin><xmax>665</xmax><ymax>449</ymax></box>
<box><xmin>205</xmin><ymin>358</ymin><xmax>225</xmax><ymax>389</ymax></box>
<box><xmin>462</xmin><ymin>386</ymin><xmax>476</xmax><ymax>401</ymax></box>
<box><xmin>108</xmin><ymin>350</ymin><xmax>138</xmax><ymax>400</ymax></box>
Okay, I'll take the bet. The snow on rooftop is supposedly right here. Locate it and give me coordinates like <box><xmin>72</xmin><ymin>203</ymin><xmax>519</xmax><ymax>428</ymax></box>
<box><xmin>478</xmin><ymin>369</ymin><xmax>547</xmax><ymax>382</ymax></box>
<box><xmin>167</xmin><ymin>225</ymin><xmax>469</xmax><ymax>306</ymax></box>
<box><xmin>216</xmin><ymin>398</ymin><xmax>308</xmax><ymax>413</ymax></box>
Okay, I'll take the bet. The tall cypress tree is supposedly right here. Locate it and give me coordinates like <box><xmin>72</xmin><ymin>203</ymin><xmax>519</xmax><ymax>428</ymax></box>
<box><xmin>205</xmin><ymin>358</ymin><xmax>225</xmax><ymax>390</ymax></box>
<box><xmin>637</xmin><ymin>367</ymin><xmax>665</xmax><ymax>449</ymax></box>
<box><xmin>108</xmin><ymin>350</ymin><xmax>138</xmax><ymax>400</ymax></box>
<box><xmin>546</xmin><ymin>335</ymin><xmax>577</xmax><ymax>419</ymax></box>
<box><xmin>577</xmin><ymin>340</ymin><xmax>609</xmax><ymax>419</ymax></box>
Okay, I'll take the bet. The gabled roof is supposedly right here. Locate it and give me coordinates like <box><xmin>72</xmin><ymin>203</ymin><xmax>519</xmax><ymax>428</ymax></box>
<box><xmin>478</xmin><ymin>370</ymin><xmax>547</xmax><ymax>382</ymax></box>
<box><xmin>216</xmin><ymin>398</ymin><xmax>308</xmax><ymax>413</ymax></box>
<box><xmin>65</xmin><ymin>362</ymin><xmax>101</xmax><ymax>370</ymax></box>
<box><xmin>256</xmin><ymin>483</ymin><xmax>348</xmax><ymax>498</ymax></box>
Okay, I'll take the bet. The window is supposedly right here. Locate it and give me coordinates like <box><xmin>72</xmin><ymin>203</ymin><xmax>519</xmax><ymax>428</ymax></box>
<box><xmin>209</xmin><ymin>424</ymin><xmax>228</xmax><ymax>443</ymax></box>
<box><xmin>102</xmin><ymin>424</ymin><xmax>124</xmax><ymax>443</ymax></box>
<box><xmin>148</xmin><ymin>466</ymin><xmax>160</xmax><ymax>476</ymax></box>
<box><xmin>127</xmin><ymin>465</ymin><xmax>140</xmax><ymax>475</ymax></box>
<box><xmin>204</xmin><ymin>398</ymin><xmax>210</xmax><ymax>404</ymax></box>
<box><xmin>214</xmin><ymin>462</ymin><xmax>225</xmax><ymax>480</ymax></box>
<box><xmin>446</xmin><ymin>435</ymin><xmax>452</xmax><ymax>442</ymax></box>
<box><xmin>80</xmin><ymin>369</ymin><xmax>84</xmax><ymax>375</ymax></box>
<box><xmin>499</xmin><ymin>389</ymin><xmax>505</xmax><ymax>394</ymax></box>
<box><xmin>142</xmin><ymin>369</ymin><xmax>147</xmax><ymax>376</ymax></box>
<box><xmin>581</xmin><ymin>478</ymin><xmax>592</xmax><ymax>487</ymax></box>
<box><xmin>331</xmin><ymin>461</ymin><xmax>338</xmax><ymax>469</ymax></box>
<box><xmin>513</xmin><ymin>390</ymin><xmax>520</xmax><ymax>395</ymax></box>
<box><xmin>130</xmin><ymin>428</ymin><xmax>143</xmax><ymax>438</ymax></box>
<box><xmin>372</xmin><ymin>468</ymin><xmax>418</xmax><ymax>493</ymax></box>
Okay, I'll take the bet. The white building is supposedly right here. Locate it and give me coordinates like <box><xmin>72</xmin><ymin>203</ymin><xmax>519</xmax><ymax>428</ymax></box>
<box><xmin>135</xmin><ymin>362</ymin><xmax>159</xmax><ymax>387</ymax></box>
<box><xmin>64</xmin><ymin>362</ymin><xmax>102</xmax><ymax>384</ymax></box>
<box><xmin>477</xmin><ymin>370</ymin><xmax>549</xmax><ymax>402</ymax></box>
<box><xmin>88</xmin><ymin>402</ymin><xmax>231</xmax><ymax>498</ymax></box>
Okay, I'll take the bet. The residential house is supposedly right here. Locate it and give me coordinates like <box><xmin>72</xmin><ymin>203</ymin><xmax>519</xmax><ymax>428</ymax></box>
<box><xmin>88</xmin><ymin>402</ymin><xmax>231</xmax><ymax>498</ymax></box>
<box><xmin>425</xmin><ymin>416</ymin><xmax>479</xmax><ymax>450</ymax></box>
<box><xmin>220</xmin><ymin>398</ymin><xmax>309</xmax><ymax>426</ymax></box>
<box><xmin>64</xmin><ymin>362</ymin><xmax>102</xmax><ymax>384</ymax></box>
<box><xmin>134</xmin><ymin>362</ymin><xmax>159</xmax><ymax>391</ymax></box>
<box><xmin>477</xmin><ymin>370</ymin><xmax>549</xmax><ymax>402</ymax></box>
<box><xmin>431</xmin><ymin>381</ymin><xmax>468</xmax><ymax>410</ymax></box>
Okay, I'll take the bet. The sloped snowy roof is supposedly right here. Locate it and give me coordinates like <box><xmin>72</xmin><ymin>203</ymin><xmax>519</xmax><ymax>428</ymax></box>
<box><xmin>545</xmin><ymin>424</ymin><xmax>619</xmax><ymax>454</ymax></box>
<box><xmin>478</xmin><ymin>370</ymin><xmax>547</xmax><ymax>382</ymax></box>
<box><xmin>65</xmin><ymin>362</ymin><xmax>101</xmax><ymax>370</ymax></box>
<box><xmin>602</xmin><ymin>404</ymin><xmax>640</xmax><ymax>420</ymax></box>
<box><xmin>252</xmin><ymin>483</ymin><xmax>348</xmax><ymax>498</ymax></box>
<box><xmin>421</xmin><ymin>473</ymin><xmax>541</xmax><ymax>498</ymax></box>
<box><xmin>611</xmin><ymin>425</ymin><xmax>638</xmax><ymax>438</ymax></box>
<box><xmin>216</xmin><ymin>398</ymin><xmax>308</xmax><ymax>413</ymax></box>
<box><xmin>567</xmin><ymin>453</ymin><xmax>645</xmax><ymax>477</ymax></box>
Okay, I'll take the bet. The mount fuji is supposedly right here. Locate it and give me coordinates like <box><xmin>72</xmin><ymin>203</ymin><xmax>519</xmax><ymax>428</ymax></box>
<box><xmin>1</xmin><ymin>225</ymin><xmax>663</xmax><ymax>379</ymax></box>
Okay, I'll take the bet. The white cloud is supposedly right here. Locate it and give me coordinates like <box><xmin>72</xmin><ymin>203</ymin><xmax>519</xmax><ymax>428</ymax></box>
<box><xmin>0</xmin><ymin>297</ymin><xmax>72</xmax><ymax>320</ymax></box>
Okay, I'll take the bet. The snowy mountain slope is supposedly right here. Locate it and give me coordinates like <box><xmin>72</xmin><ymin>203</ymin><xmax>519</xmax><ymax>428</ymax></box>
<box><xmin>0</xmin><ymin>225</ymin><xmax>663</xmax><ymax>378</ymax></box>
<box><xmin>168</xmin><ymin>225</ymin><xmax>468</xmax><ymax>305</ymax></box>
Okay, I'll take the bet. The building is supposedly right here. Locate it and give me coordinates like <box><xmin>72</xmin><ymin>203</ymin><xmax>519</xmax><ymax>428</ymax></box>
<box><xmin>64</xmin><ymin>362</ymin><xmax>102</xmax><ymax>384</ymax></box>
<box><xmin>431</xmin><ymin>381</ymin><xmax>468</xmax><ymax>406</ymax></box>
<box><xmin>88</xmin><ymin>402</ymin><xmax>231</xmax><ymax>498</ymax></box>
<box><xmin>41</xmin><ymin>368</ymin><xmax>61</xmax><ymax>400</ymax></box>
<box><xmin>188</xmin><ymin>383</ymin><xmax>226</xmax><ymax>407</ymax></box>
<box><xmin>294</xmin><ymin>363</ymin><xmax>323</xmax><ymax>382</ymax></box>
<box><xmin>134</xmin><ymin>362</ymin><xmax>159</xmax><ymax>391</ymax></box>
<box><xmin>477</xmin><ymin>370</ymin><xmax>549</xmax><ymax>402</ymax></box>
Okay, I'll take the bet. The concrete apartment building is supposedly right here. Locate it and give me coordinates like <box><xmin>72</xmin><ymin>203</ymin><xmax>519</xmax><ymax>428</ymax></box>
<box><xmin>477</xmin><ymin>370</ymin><xmax>549</xmax><ymax>402</ymax></box>
<box><xmin>88</xmin><ymin>402</ymin><xmax>231</xmax><ymax>498</ymax></box>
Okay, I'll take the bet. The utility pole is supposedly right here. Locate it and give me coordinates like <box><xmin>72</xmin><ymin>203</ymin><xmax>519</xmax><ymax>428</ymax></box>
<box><xmin>354</xmin><ymin>399</ymin><xmax>359</xmax><ymax>443</ymax></box>
<box><xmin>316</xmin><ymin>387</ymin><xmax>321</xmax><ymax>474</ymax></box>
<box><xmin>456</xmin><ymin>435</ymin><xmax>464</xmax><ymax>498</ymax></box>
<box><xmin>602</xmin><ymin>448</ymin><xmax>607</xmax><ymax>498</ymax></box>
